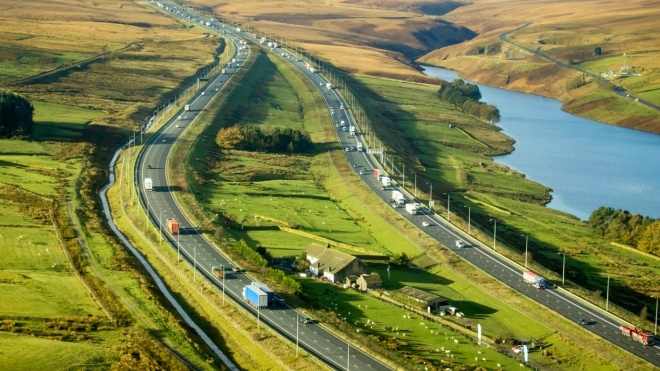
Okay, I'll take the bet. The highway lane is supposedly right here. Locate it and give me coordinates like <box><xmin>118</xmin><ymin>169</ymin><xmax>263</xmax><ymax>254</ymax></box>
<box><xmin>232</xmin><ymin>26</ymin><xmax>660</xmax><ymax>366</ymax></box>
<box><xmin>147</xmin><ymin>1</ymin><xmax>659</xmax><ymax>367</ymax></box>
<box><xmin>138</xmin><ymin>2</ymin><xmax>392</xmax><ymax>371</ymax></box>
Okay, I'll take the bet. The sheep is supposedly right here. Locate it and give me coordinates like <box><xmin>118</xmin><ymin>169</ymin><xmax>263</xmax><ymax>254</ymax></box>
<box><xmin>520</xmin><ymin>364</ymin><xmax>524</xmax><ymax>368</ymax></box>
<box><xmin>498</xmin><ymin>364</ymin><xmax>502</xmax><ymax>368</ymax></box>
<box><xmin>420</xmin><ymin>322</ymin><xmax>425</xmax><ymax>326</ymax></box>
<box><xmin>475</xmin><ymin>357</ymin><xmax>478</xmax><ymax>361</ymax></box>
<box><xmin>481</xmin><ymin>358</ymin><xmax>486</xmax><ymax>361</ymax></box>
<box><xmin>454</xmin><ymin>339</ymin><xmax>458</xmax><ymax>344</ymax></box>
<box><xmin>478</xmin><ymin>351</ymin><xmax>482</xmax><ymax>354</ymax></box>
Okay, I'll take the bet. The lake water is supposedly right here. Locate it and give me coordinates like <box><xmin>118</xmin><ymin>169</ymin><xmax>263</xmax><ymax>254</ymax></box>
<box><xmin>421</xmin><ymin>65</ymin><xmax>660</xmax><ymax>220</ymax></box>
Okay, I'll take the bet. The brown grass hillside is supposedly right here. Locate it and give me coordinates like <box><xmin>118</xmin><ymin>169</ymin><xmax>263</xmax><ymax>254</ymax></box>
<box><xmin>184</xmin><ymin>0</ymin><xmax>475</xmax><ymax>78</ymax></box>
<box><xmin>418</xmin><ymin>0</ymin><xmax>660</xmax><ymax>133</ymax></box>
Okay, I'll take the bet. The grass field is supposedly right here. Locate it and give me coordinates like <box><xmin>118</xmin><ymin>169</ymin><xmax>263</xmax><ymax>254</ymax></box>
<box><xmin>419</xmin><ymin>0</ymin><xmax>660</xmax><ymax>133</ymax></box>
<box><xmin>351</xmin><ymin>73</ymin><xmax>660</xmax><ymax>330</ymax></box>
<box><xmin>31</xmin><ymin>101</ymin><xmax>106</xmax><ymax>141</ymax></box>
<box><xmin>300</xmin><ymin>277</ymin><xmax>525</xmax><ymax>369</ymax></box>
<box><xmin>173</xmin><ymin>44</ymin><xmax>632</xmax><ymax>369</ymax></box>
<box><xmin>0</xmin><ymin>332</ymin><xmax>120</xmax><ymax>371</ymax></box>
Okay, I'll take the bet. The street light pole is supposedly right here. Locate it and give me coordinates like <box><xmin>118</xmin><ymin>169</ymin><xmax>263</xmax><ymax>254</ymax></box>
<box><xmin>465</xmin><ymin>206</ymin><xmax>471</xmax><ymax>235</ymax></box>
<box><xmin>414</xmin><ymin>172</ymin><xmax>417</xmax><ymax>199</ymax></box>
<box><xmin>523</xmin><ymin>235</ymin><xmax>528</xmax><ymax>268</ymax></box>
<box><xmin>560</xmin><ymin>252</ymin><xmax>566</xmax><ymax>286</ymax></box>
<box><xmin>489</xmin><ymin>219</ymin><xmax>497</xmax><ymax>250</ymax></box>
<box><xmin>606</xmin><ymin>274</ymin><xmax>610</xmax><ymax>311</ymax></box>
<box><xmin>296</xmin><ymin>313</ymin><xmax>299</xmax><ymax>357</ymax></box>
<box><xmin>194</xmin><ymin>246</ymin><xmax>197</xmax><ymax>283</ymax></box>
<box><xmin>654</xmin><ymin>296</ymin><xmax>658</xmax><ymax>335</ymax></box>
<box><xmin>347</xmin><ymin>343</ymin><xmax>350</xmax><ymax>370</ymax></box>
<box><xmin>159</xmin><ymin>210</ymin><xmax>162</xmax><ymax>245</ymax></box>
<box><xmin>447</xmin><ymin>193</ymin><xmax>450</xmax><ymax>220</ymax></box>
<box><xmin>222</xmin><ymin>263</ymin><xmax>225</xmax><ymax>304</ymax></box>
<box><xmin>177</xmin><ymin>231</ymin><xmax>180</xmax><ymax>262</ymax></box>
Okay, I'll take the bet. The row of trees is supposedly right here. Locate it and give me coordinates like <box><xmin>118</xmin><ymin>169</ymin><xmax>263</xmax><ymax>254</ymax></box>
<box><xmin>215</xmin><ymin>125</ymin><xmax>314</xmax><ymax>153</ymax></box>
<box><xmin>0</xmin><ymin>91</ymin><xmax>34</xmax><ymax>138</ymax></box>
<box><xmin>588</xmin><ymin>206</ymin><xmax>660</xmax><ymax>256</ymax></box>
<box><xmin>438</xmin><ymin>80</ymin><xmax>500</xmax><ymax>123</ymax></box>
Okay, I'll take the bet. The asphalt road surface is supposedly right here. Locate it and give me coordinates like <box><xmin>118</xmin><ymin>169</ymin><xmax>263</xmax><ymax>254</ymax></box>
<box><xmin>145</xmin><ymin>1</ymin><xmax>660</xmax><ymax>368</ymax></box>
<box><xmin>138</xmin><ymin>2</ymin><xmax>392</xmax><ymax>370</ymax></box>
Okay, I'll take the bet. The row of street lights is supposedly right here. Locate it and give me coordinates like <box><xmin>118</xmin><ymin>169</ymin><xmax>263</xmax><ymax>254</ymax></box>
<box><xmin>410</xmin><ymin>177</ymin><xmax>658</xmax><ymax>333</ymax></box>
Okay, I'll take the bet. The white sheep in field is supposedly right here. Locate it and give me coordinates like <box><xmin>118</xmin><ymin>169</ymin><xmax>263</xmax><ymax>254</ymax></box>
<box><xmin>478</xmin><ymin>351</ymin><xmax>482</xmax><ymax>354</ymax></box>
<box><xmin>497</xmin><ymin>364</ymin><xmax>502</xmax><ymax>368</ymax></box>
<box><xmin>520</xmin><ymin>364</ymin><xmax>524</xmax><ymax>368</ymax></box>
<box><xmin>482</xmin><ymin>358</ymin><xmax>486</xmax><ymax>361</ymax></box>
<box><xmin>454</xmin><ymin>339</ymin><xmax>458</xmax><ymax>344</ymax></box>
<box><xmin>475</xmin><ymin>357</ymin><xmax>478</xmax><ymax>361</ymax></box>
<box><xmin>420</xmin><ymin>322</ymin><xmax>425</xmax><ymax>326</ymax></box>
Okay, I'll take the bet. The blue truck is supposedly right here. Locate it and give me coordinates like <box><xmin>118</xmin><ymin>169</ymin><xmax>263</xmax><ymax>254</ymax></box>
<box><xmin>243</xmin><ymin>284</ymin><xmax>268</xmax><ymax>308</ymax></box>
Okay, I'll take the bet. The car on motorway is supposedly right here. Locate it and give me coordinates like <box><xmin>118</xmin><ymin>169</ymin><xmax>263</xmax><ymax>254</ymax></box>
<box><xmin>162</xmin><ymin>139</ymin><xmax>167</xmax><ymax>143</ymax></box>
<box><xmin>353</xmin><ymin>164</ymin><xmax>358</xmax><ymax>168</ymax></box>
<box><xmin>231</xmin><ymin>266</ymin><xmax>241</xmax><ymax>273</ymax></box>
<box><xmin>512</xmin><ymin>345</ymin><xmax>524</xmax><ymax>353</ymax></box>
<box><xmin>275</xmin><ymin>297</ymin><xmax>286</xmax><ymax>306</ymax></box>
<box><xmin>302</xmin><ymin>317</ymin><xmax>313</xmax><ymax>324</ymax></box>
<box><xmin>175</xmin><ymin>124</ymin><xmax>179</xmax><ymax>128</ymax></box>
<box><xmin>422</xmin><ymin>222</ymin><xmax>430</xmax><ymax>227</ymax></box>
<box><xmin>392</xmin><ymin>203</ymin><xmax>398</xmax><ymax>208</ymax></box>
<box><xmin>578</xmin><ymin>318</ymin><xmax>588</xmax><ymax>325</ymax></box>
<box><xmin>345</xmin><ymin>147</ymin><xmax>350</xmax><ymax>151</ymax></box>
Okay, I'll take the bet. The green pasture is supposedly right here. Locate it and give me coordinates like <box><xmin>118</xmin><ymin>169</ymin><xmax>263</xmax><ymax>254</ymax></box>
<box><xmin>353</xmin><ymin>74</ymin><xmax>659</xmax><ymax>321</ymax></box>
<box><xmin>371</xmin><ymin>266</ymin><xmax>552</xmax><ymax>340</ymax></box>
<box><xmin>0</xmin><ymin>203</ymin><xmax>102</xmax><ymax>318</ymax></box>
<box><xmin>32</xmin><ymin>100</ymin><xmax>106</xmax><ymax>141</ymax></box>
<box><xmin>0</xmin><ymin>332</ymin><xmax>119</xmax><ymax>371</ymax></box>
<box><xmin>300</xmin><ymin>278</ymin><xmax>524</xmax><ymax>370</ymax></box>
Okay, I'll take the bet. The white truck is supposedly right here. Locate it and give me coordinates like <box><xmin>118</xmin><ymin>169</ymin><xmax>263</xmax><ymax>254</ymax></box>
<box><xmin>144</xmin><ymin>178</ymin><xmax>153</xmax><ymax>191</ymax></box>
<box><xmin>381</xmin><ymin>176</ymin><xmax>391</xmax><ymax>187</ymax></box>
<box><xmin>356</xmin><ymin>141</ymin><xmax>363</xmax><ymax>151</ymax></box>
<box><xmin>221</xmin><ymin>68</ymin><xmax>226</xmax><ymax>74</ymax></box>
<box><xmin>184</xmin><ymin>104</ymin><xmax>190</xmax><ymax>111</ymax></box>
<box><xmin>349</xmin><ymin>126</ymin><xmax>355</xmax><ymax>136</ymax></box>
<box><xmin>455</xmin><ymin>240</ymin><xmax>465</xmax><ymax>248</ymax></box>
<box><xmin>326</xmin><ymin>82</ymin><xmax>332</xmax><ymax>89</ymax></box>
<box><xmin>405</xmin><ymin>202</ymin><xmax>420</xmax><ymax>215</ymax></box>
<box><xmin>392</xmin><ymin>191</ymin><xmax>405</xmax><ymax>205</ymax></box>
<box><xmin>236</xmin><ymin>27</ymin><xmax>241</xmax><ymax>32</ymax></box>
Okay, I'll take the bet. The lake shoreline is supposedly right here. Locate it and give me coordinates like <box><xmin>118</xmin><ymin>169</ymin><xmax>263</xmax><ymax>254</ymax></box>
<box><xmin>420</xmin><ymin>64</ymin><xmax>660</xmax><ymax>220</ymax></box>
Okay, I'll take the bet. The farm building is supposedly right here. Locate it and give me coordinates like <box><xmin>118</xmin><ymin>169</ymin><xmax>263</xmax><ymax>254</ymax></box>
<box><xmin>356</xmin><ymin>273</ymin><xmax>382</xmax><ymax>291</ymax></box>
<box><xmin>345</xmin><ymin>275</ymin><xmax>359</xmax><ymax>286</ymax></box>
<box><xmin>303</xmin><ymin>243</ymin><xmax>367</xmax><ymax>283</ymax></box>
<box><xmin>396</xmin><ymin>286</ymin><xmax>452</xmax><ymax>314</ymax></box>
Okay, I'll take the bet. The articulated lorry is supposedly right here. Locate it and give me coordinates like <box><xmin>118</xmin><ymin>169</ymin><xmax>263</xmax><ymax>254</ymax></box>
<box><xmin>167</xmin><ymin>219</ymin><xmax>179</xmax><ymax>235</ymax></box>
<box><xmin>523</xmin><ymin>270</ymin><xmax>545</xmax><ymax>289</ymax></box>
<box><xmin>253</xmin><ymin>282</ymin><xmax>274</xmax><ymax>304</ymax></box>
<box><xmin>405</xmin><ymin>202</ymin><xmax>420</xmax><ymax>215</ymax></box>
<box><xmin>243</xmin><ymin>284</ymin><xmax>268</xmax><ymax>308</ymax></box>
<box><xmin>381</xmin><ymin>177</ymin><xmax>391</xmax><ymax>187</ymax></box>
<box><xmin>392</xmin><ymin>191</ymin><xmax>405</xmax><ymax>205</ymax></box>
<box><xmin>144</xmin><ymin>178</ymin><xmax>153</xmax><ymax>191</ymax></box>
<box><xmin>620</xmin><ymin>325</ymin><xmax>655</xmax><ymax>345</ymax></box>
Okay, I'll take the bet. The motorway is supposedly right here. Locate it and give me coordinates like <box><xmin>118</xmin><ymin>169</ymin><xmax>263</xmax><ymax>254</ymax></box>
<box><xmin>138</xmin><ymin>2</ymin><xmax>391</xmax><ymax>371</ymax></box>
<box><xmin>143</xmin><ymin>1</ymin><xmax>659</xmax><ymax>368</ymax></box>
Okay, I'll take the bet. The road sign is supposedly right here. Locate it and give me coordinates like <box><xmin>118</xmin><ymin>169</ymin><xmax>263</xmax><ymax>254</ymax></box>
<box><xmin>367</xmin><ymin>148</ymin><xmax>383</xmax><ymax>154</ymax></box>
<box><xmin>429</xmin><ymin>200</ymin><xmax>435</xmax><ymax>209</ymax></box>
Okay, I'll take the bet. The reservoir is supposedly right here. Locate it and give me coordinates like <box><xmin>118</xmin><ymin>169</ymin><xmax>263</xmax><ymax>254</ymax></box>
<box><xmin>421</xmin><ymin>65</ymin><xmax>660</xmax><ymax>220</ymax></box>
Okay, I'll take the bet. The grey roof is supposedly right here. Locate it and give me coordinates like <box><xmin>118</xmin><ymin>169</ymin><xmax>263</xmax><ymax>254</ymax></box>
<box><xmin>303</xmin><ymin>243</ymin><xmax>328</xmax><ymax>259</ymax></box>
<box><xmin>396</xmin><ymin>286</ymin><xmax>450</xmax><ymax>304</ymax></box>
<box><xmin>305</xmin><ymin>243</ymin><xmax>357</xmax><ymax>274</ymax></box>
<box><xmin>358</xmin><ymin>273</ymin><xmax>382</xmax><ymax>285</ymax></box>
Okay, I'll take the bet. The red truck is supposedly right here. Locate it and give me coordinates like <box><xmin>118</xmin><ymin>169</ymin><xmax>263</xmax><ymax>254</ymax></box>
<box><xmin>620</xmin><ymin>325</ymin><xmax>655</xmax><ymax>345</ymax></box>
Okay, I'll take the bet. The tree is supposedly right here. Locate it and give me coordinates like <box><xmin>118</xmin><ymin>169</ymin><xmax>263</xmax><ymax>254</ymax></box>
<box><xmin>637</xmin><ymin>220</ymin><xmax>660</xmax><ymax>256</ymax></box>
<box><xmin>296</xmin><ymin>252</ymin><xmax>310</xmax><ymax>271</ymax></box>
<box><xmin>215</xmin><ymin>126</ymin><xmax>244</xmax><ymax>149</ymax></box>
<box><xmin>594</xmin><ymin>47</ymin><xmax>602</xmax><ymax>56</ymax></box>
<box><xmin>390</xmin><ymin>252</ymin><xmax>411</xmax><ymax>267</ymax></box>
<box><xmin>0</xmin><ymin>91</ymin><xmax>34</xmax><ymax>138</ymax></box>
<box><xmin>213</xmin><ymin>226</ymin><xmax>225</xmax><ymax>243</ymax></box>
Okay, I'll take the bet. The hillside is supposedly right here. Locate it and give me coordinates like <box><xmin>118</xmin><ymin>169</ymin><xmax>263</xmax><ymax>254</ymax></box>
<box><xmin>418</xmin><ymin>0</ymin><xmax>660</xmax><ymax>133</ymax></box>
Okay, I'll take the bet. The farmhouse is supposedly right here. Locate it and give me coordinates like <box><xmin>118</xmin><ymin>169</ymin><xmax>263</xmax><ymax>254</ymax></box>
<box><xmin>356</xmin><ymin>273</ymin><xmax>382</xmax><ymax>291</ymax></box>
<box><xmin>396</xmin><ymin>286</ymin><xmax>452</xmax><ymax>314</ymax></box>
<box><xmin>303</xmin><ymin>243</ymin><xmax>367</xmax><ymax>283</ymax></box>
